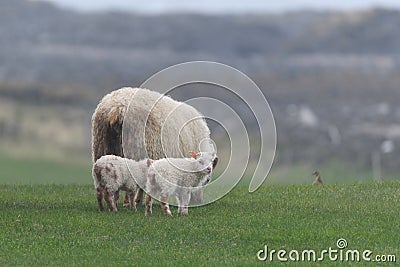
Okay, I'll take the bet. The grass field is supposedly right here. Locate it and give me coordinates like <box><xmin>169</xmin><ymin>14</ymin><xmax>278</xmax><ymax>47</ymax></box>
<box><xmin>0</xmin><ymin>153</ymin><xmax>92</xmax><ymax>184</ymax></box>
<box><xmin>1</xmin><ymin>151</ymin><xmax>398</xmax><ymax>185</ymax></box>
<box><xmin>0</xmin><ymin>182</ymin><xmax>398</xmax><ymax>266</ymax></box>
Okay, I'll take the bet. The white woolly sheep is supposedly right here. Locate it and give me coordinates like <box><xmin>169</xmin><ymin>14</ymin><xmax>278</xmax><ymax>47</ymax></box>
<box><xmin>92</xmin><ymin>155</ymin><xmax>152</xmax><ymax>212</ymax></box>
<box><xmin>91</xmin><ymin>87</ymin><xmax>218</xmax><ymax>205</ymax></box>
<box><xmin>145</xmin><ymin>151</ymin><xmax>217</xmax><ymax>216</ymax></box>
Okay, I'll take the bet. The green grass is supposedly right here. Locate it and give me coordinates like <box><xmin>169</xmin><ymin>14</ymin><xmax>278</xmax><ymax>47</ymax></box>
<box><xmin>0</xmin><ymin>183</ymin><xmax>399</xmax><ymax>266</ymax></box>
<box><xmin>1</xmin><ymin>152</ymin><xmax>398</xmax><ymax>186</ymax></box>
<box><xmin>0</xmin><ymin>154</ymin><xmax>91</xmax><ymax>184</ymax></box>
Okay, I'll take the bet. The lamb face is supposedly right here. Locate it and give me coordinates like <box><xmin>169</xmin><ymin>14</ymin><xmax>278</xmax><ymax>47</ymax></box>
<box><xmin>189</xmin><ymin>151</ymin><xmax>217</xmax><ymax>176</ymax></box>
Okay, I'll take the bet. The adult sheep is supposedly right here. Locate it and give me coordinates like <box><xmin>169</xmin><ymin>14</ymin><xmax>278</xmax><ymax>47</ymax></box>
<box><xmin>91</xmin><ymin>87</ymin><xmax>217</xmax><ymax>205</ymax></box>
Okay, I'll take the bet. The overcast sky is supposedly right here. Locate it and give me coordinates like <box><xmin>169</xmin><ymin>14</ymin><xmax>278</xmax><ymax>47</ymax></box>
<box><xmin>33</xmin><ymin>0</ymin><xmax>400</xmax><ymax>13</ymax></box>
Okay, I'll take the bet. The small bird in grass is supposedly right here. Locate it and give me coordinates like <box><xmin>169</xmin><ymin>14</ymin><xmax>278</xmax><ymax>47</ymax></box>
<box><xmin>312</xmin><ymin>171</ymin><xmax>323</xmax><ymax>185</ymax></box>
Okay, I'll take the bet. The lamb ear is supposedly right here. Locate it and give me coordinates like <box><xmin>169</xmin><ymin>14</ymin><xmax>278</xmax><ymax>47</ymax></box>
<box><xmin>189</xmin><ymin>151</ymin><xmax>197</xmax><ymax>159</ymax></box>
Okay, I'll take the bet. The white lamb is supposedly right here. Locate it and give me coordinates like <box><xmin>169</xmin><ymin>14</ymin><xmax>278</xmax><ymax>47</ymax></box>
<box><xmin>92</xmin><ymin>155</ymin><xmax>152</xmax><ymax>212</ymax></box>
<box><xmin>145</xmin><ymin>151</ymin><xmax>217</xmax><ymax>216</ymax></box>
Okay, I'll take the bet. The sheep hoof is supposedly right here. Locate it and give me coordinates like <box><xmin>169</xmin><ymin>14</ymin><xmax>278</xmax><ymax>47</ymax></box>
<box><xmin>178</xmin><ymin>211</ymin><xmax>188</xmax><ymax>216</ymax></box>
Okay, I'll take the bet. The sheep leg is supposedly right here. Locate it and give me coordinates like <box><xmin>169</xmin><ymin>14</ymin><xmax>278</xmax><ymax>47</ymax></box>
<box><xmin>115</xmin><ymin>190</ymin><xmax>120</xmax><ymax>203</ymax></box>
<box><xmin>134</xmin><ymin>188</ymin><xmax>144</xmax><ymax>205</ymax></box>
<box><xmin>160</xmin><ymin>193</ymin><xmax>172</xmax><ymax>216</ymax></box>
<box><xmin>123</xmin><ymin>192</ymin><xmax>130</xmax><ymax>207</ymax></box>
<box><xmin>104</xmin><ymin>188</ymin><xmax>118</xmax><ymax>212</ymax></box>
<box><xmin>145</xmin><ymin>194</ymin><xmax>153</xmax><ymax>216</ymax></box>
<box><xmin>96</xmin><ymin>187</ymin><xmax>105</xmax><ymax>212</ymax></box>
<box><xmin>189</xmin><ymin>188</ymin><xmax>204</xmax><ymax>205</ymax></box>
<box><xmin>127</xmin><ymin>190</ymin><xmax>137</xmax><ymax>212</ymax></box>
<box><xmin>178</xmin><ymin>191</ymin><xmax>191</xmax><ymax>216</ymax></box>
<box><xmin>176</xmin><ymin>195</ymin><xmax>182</xmax><ymax>214</ymax></box>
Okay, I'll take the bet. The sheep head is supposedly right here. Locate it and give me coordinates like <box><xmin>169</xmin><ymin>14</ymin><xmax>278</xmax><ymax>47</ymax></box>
<box><xmin>188</xmin><ymin>151</ymin><xmax>217</xmax><ymax>175</ymax></box>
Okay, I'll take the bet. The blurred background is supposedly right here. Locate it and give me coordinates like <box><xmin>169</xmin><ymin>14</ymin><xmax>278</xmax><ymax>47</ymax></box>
<box><xmin>1</xmin><ymin>0</ymin><xmax>400</xmax><ymax>184</ymax></box>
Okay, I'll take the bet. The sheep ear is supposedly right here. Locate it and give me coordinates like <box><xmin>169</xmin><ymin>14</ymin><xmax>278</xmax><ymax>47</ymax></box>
<box><xmin>189</xmin><ymin>151</ymin><xmax>197</xmax><ymax>159</ymax></box>
<box><xmin>146</xmin><ymin>159</ymin><xmax>152</xmax><ymax>167</ymax></box>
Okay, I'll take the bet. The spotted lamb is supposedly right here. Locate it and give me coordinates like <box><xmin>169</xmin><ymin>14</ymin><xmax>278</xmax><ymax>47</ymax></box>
<box><xmin>93</xmin><ymin>155</ymin><xmax>152</xmax><ymax>212</ymax></box>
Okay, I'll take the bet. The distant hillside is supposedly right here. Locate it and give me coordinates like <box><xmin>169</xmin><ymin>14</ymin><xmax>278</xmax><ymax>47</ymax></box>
<box><xmin>1</xmin><ymin>0</ymin><xmax>400</xmax><ymax>88</ymax></box>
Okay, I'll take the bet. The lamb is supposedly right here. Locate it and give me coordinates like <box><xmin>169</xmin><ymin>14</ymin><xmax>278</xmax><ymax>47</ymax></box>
<box><xmin>92</xmin><ymin>155</ymin><xmax>152</xmax><ymax>212</ymax></box>
<box><xmin>91</xmin><ymin>87</ymin><xmax>218</xmax><ymax>205</ymax></box>
<box><xmin>145</xmin><ymin>151</ymin><xmax>217</xmax><ymax>216</ymax></box>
